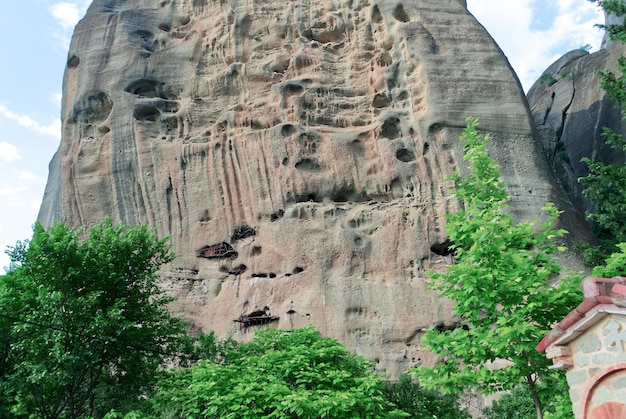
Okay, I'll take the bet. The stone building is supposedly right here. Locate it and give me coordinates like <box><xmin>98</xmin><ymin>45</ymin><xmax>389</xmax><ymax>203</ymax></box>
<box><xmin>537</xmin><ymin>277</ymin><xmax>626</xmax><ymax>419</ymax></box>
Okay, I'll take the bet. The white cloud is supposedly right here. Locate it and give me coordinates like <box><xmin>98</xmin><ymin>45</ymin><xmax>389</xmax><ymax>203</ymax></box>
<box><xmin>0</xmin><ymin>185</ymin><xmax>27</xmax><ymax>208</ymax></box>
<box><xmin>49</xmin><ymin>2</ymin><xmax>81</xmax><ymax>30</ymax></box>
<box><xmin>52</xmin><ymin>92</ymin><xmax>63</xmax><ymax>107</ymax></box>
<box><xmin>19</xmin><ymin>171</ymin><xmax>39</xmax><ymax>181</ymax></box>
<box><xmin>467</xmin><ymin>0</ymin><xmax>604</xmax><ymax>91</ymax></box>
<box><xmin>48</xmin><ymin>1</ymin><xmax>90</xmax><ymax>50</ymax></box>
<box><xmin>0</xmin><ymin>103</ymin><xmax>61</xmax><ymax>138</ymax></box>
<box><xmin>30</xmin><ymin>199</ymin><xmax>42</xmax><ymax>212</ymax></box>
<box><xmin>0</xmin><ymin>141</ymin><xmax>21</xmax><ymax>163</ymax></box>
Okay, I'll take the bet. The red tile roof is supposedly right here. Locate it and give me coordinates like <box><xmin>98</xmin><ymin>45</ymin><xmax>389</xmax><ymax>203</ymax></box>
<box><xmin>536</xmin><ymin>276</ymin><xmax>626</xmax><ymax>353</ymax></box>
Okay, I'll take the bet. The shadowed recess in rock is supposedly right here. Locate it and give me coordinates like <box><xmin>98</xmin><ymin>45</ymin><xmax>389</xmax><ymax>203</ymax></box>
<box><xmin>196</xmin><ymin>242</ymin><xmax>238</xmax><ymax>260</ymax></box>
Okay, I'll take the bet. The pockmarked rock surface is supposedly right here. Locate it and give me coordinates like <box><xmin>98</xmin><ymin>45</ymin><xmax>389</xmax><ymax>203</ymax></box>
<box><xmin>39</xmin><ymin>0</ymin><xmax>591</xmax><ymax>377</ymax></box>
<box><xmin>527</xmin><ymin>43</ymin><xmax>626</xmax><ymax>218</ymax></box>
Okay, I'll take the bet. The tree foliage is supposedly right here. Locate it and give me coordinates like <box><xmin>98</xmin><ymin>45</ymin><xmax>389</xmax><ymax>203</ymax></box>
<box><xmin>0</xmin><ymin>220</ymin><xmax>186</xmax><ymax>418</ymax></box>
<box><xmin>382</xmin><ymin>374</ymin><xmax>470</xmax><ymax>419</ymax></box>
<box><xmin>482</xmin><ymin>386</ymin><xmax>536</xmax><ymax>419</ymax></box>
<box><xmin>145</xmin><ymin>326</ymin><xmax>408</xmax><ymax>418</ymax></box>
<box><xmin>592</xmin><ymin>0</ymin><xmax>626</xmax><ymax>43</ymax></box>
<box><xmin>482</xmin><ymin>377</ymin><xmax>572</xmax><ymax>419</ymax></box>
<box><xmin>592</xmin><ymin>242</ymin><xmax>626</xmax><ymax>277</ymax></box>
<box><xmin>412</xmin><ymin>119</ymin><xmax>580</xmax><ymax>419</ymax></box>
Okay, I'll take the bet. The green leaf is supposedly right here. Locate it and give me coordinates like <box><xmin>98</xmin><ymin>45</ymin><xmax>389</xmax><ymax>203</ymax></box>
<box><xmin>413</xmin><ymin>118</ymin><xmax>580</xmax><ymax>418</ymax></box>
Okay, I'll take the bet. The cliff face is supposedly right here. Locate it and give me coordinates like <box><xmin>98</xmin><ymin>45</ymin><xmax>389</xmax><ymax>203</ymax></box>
<box><xmin>527</xmin><ymin>43</ymin><xmax>626</xmax><ymax>219</ymax></box>
<box><xmin>38</xmin><ymin>0</ymin><xmax>590</xmax><ymax>377</ymax></box>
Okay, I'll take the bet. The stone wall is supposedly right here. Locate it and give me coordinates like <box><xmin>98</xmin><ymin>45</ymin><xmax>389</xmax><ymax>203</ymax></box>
<box><xmin>559</xmin><ymin>314</ymin><xmax>626</xmax><ymax>418</ymax></box>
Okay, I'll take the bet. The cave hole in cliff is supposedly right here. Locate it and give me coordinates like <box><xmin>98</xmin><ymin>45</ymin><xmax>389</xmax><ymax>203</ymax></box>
<box><xmin>231</xmin><ymin>224</ymin><xmax>256</xmax><ymax>242</ymax></box>
<box><xmin>133</xmin><ymin>105</ymin><xmax>160</xmax><ymax>122</ymax></box>
<box><xmin>435</xmin><ymin>322</ymin><xmax>469</xmax><ymax>332</ymax></box>
<box><xmin>393</xmin><ymin>4</ymin><xmax>410</xmax><ymax>22</ymax></box>
<box><xmin>284</xmin><ymin>83</ymin><xmax>304</xmax><ymax>96</ymax></box>
<box><xmin>281</xmin><ymin>124</ymin><xmax>297</xmax><ymax>137</ymax></box>
<box><xmin>196</xmin><ymin>242</ymin><xmax>238</xmax><ymax>260</ymax></box>
<box><xmin>251</xmin><ymin>246</ymin><xmax>262</xmax><ymax>256</ymax></box>
<box><xmin>294</xmin><ymin>193</ymin><xmax>320</xmax><ymax>203</ymax></box>
<box><xmin>72</xmin><ymin>92</ymin><xmax>114</xmax><ymax>124</ymax></box>
<box><xmin>381</xmin><ymin>117</ymin><xmax>401</xmax><ymax>139</ymax></box>
<box><xmin>430</xmin><ymin>239</ymin><xmax>454</xmax><ymax>257</ymax></box>
<box><xmin>223</xmin><ymin>264</ymin><xmax>247</xmax><ymax>275</ymax></box>
<box><xmin>129</xmin><ymin>30</ymin><xmax>156</xmax><ymax>52</ymax></box>
<box><xmin>371</xmin><ymin>5</ymin><xmax>383</xmax><ymax>24</ymax></box>
<box><xmin>295</xmin><ymin>158</ymin><xmax>321</xmax><ymax>172</ymax></box>
<box><xmin>422</xmin><ymin>142</ymin><xmax>430</xmax><ymax>155</ymax></box>
<box><xmin>333</xmin><ymin>192</ymin><xmax>349</xmax><ymax>203</ymax></box>
<box><xmin>396</xmin><ymin>148</ymin><xmax>415</xmax><ymax>162</ymax></box>
<box><xmin>372</xmin><ymin>93</ymin><xmax>391</xmax><ymax>108</ymax></box>
<box><xmin>125</xmin><ymin>79</ymin><xmax>162</xmax><ymax>98</ymax></box>
<box><xmin>293</xmin><ymin>267</ymin><xmax>304</xmax><ymax>275</ymax></box>
<box><xmin>270</xmin><ymin>209</ymin><xmax>284</xmax><ymax>222</ymax></box>
<box><xmin>67</xmin><ymin>55</ymin><xmax>80</xmax><ymax>69</ymax></box>
<box><xmin>158</xmin><ymin>23</ymin><xmax>171</xmax><ymax>32</ymax></box>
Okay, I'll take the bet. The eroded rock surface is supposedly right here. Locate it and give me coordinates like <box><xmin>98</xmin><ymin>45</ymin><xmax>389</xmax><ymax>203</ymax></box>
<box><xmin>527</xmin><ymin>43</ymin><xmax>626</xmax><ymax>219</ymax></box>
<box><xmin>39</xmin><ymin>0</ymin><xmax>590</xmax><ymax>377</ymax></box>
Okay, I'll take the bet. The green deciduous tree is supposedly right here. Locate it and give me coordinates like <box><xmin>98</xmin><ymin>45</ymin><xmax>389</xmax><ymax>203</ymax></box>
<box><xmin>592</xmin><ymin>242</ymin><xmax>626</xmax><ymax>277</ymax></box>
<box><xmin>0</xmin><ymin>219</ymin><xmax>186</xmax><ymax>418</ymax></box>
<box><xmin>412</xmin><ymin>119</ymin><xmax>580</xmax><ymax>419</ymax></box>
<box><xmin>146</xmin><ymin>325</ymin><xmax>408</xmax><ymax>418</ymax></box>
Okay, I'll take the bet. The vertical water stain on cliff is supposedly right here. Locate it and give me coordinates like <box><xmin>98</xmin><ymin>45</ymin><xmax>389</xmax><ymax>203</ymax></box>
<box><xmin>38</xmin><ymin>0</ymin><xmax>588</xmax><ymax>380</ymax></box>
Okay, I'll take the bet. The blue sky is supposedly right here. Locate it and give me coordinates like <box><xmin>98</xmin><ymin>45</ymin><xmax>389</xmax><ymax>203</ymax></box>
<box><xmin>0</xmin><ymin>0</ymin><xmax>605</xmax><ymax>270</ymax></box>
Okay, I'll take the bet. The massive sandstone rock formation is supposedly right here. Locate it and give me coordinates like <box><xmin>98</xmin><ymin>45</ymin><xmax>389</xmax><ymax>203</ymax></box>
<box><xmin>38</xmin><ymin>0</ymin><xmax>590</xmax><ymax>377</ymax></box>
<box><xmin>527</xmin><ymin>42</ymin><xmax>626</xmax><ymax>219</ymax></box>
